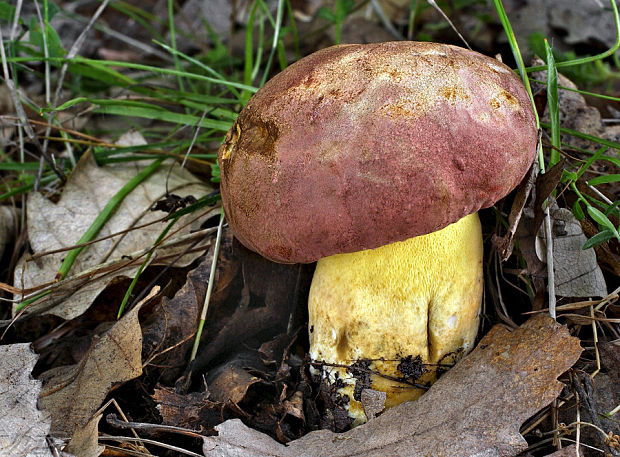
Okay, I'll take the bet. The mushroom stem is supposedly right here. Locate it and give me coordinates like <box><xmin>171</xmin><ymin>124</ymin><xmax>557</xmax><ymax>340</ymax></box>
<box><xmin>308</xmin><ymin>212</ymin><xmax>483</xmax><ymax>424</ymax></box>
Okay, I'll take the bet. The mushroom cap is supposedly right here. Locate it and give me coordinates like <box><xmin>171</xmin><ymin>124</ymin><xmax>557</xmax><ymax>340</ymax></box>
<box><xmin>218</xmin><ymin>41</ymin><xmax>538</xmax><ymax>263</ymax></box>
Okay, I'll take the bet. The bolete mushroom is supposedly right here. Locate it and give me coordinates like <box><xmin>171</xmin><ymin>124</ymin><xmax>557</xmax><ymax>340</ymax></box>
<box><xmin>218</xmin><ymin>41</ymin><xmax>537</xmax><ymax>424</ymax></box>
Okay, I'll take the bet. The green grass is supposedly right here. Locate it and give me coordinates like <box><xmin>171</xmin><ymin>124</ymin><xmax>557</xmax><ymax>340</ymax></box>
<box><xmin>493</xmin><ymin>0</ymin><xmax>620</xmax><ymax>249</ymax></box>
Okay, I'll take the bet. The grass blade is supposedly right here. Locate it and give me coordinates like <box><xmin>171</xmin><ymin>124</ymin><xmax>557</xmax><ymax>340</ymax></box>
<box><xmin>55</xmin><ymin>157</ymin><xmax>166</xmax><ymax>281</ymax></box>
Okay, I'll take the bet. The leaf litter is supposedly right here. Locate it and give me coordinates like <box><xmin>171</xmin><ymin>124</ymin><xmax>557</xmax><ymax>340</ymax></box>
<box><xmin>38</xmin><ymin>297</ymin><xmax>143</xmax><ymax>436</ymax></box>
<box><xmin>13</xmin><ymin>146</ymin><xmax>217</xmax><ymax>320</ymax></box>
<box><xmin>204</xmin><ymin>315</ymin><xmax>582</xmax><ymax>457</ymax></box>
<box><xmin>0</xmin><ymin>344</ymin><xmax>55</xmax><ymax>457</ymax></box>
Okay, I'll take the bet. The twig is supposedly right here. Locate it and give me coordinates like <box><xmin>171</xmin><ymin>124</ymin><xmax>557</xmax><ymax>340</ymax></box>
<box><xmin>9</xmin><ymin>0</ymin><xmax>23</xmax><ymax>40</ymax></box>
<box><xmin>576</xmin><ymin>386</ymin><xmax>582</xmax><ymax>456</ymax></box>
<box><xmin>426</xmin><ymin>0</ymin><xmax>471</xmax><ymax>49</ymax></box>
<box><xmin>52</xmin><ymin>0</ymin><xmax>111</xmax><ymax>107</ymax></box>
<box><xmin>590</xmin><ymin>305</ymin><xmax>601</xmax><ymax>377</ymax></box>
<box><xmin>572</xmin><ymin>372</ymin><xmax>618</xmax><ymax>455</ymax></box>
<box><xmin>101</xmin><ymin>434</ymin><xmax>201</xmax><ymax>457</ymax></box>
<box><xmin>543</xmin><ymin>204</ymin><xmax>556</xmax><ymax>320</ymax></box>
<box><xmin>189</xmin><ymin>210</ymin><xmax>225</xmax><ymax>362</ymax></box>
<box><xmin>5</xmin><ymin>224</ymin><xmax>217</xmax><ymax>304</ymax></box>
<box><xmin>106</xmin><ymin>414</ymin><xmax>206</xmax><ymax>450</ymax></box>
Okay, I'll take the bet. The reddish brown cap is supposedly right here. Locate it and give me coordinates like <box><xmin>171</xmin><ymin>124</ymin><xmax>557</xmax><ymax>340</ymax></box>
<box><xmin>218</xmin><ymin>41</ymin><xmax>538</xmax><ymax>263</ymax></box>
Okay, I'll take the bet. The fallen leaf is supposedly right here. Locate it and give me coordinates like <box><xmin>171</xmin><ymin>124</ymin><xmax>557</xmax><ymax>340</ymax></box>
<box><xmin>64</xmin><ymin>414</ymin><xmax>104</xmax><ymax>457</ymax></box>
<box><xmin>204</xmin><ymin>314</ymin><xmax>582</xmax><ymax>457</ymax></box>
<box><xmin>38</xmin><ymin>301</ymin><xmax>143</xmax><ymax>436</ymax></box>
<box><xmin>515</xmin><ymin>208</ymin><xmax>547</xmax><ymax>305</ymax></box>
<box><xmin>509</xmin><ymin>2</ymin><xmax>617</xmax><ymax>63</ymax></box>
<box><xmin>0</xmin><ymin>344</ymin><xmax>53</xmax><ymax>457</ymax></box>
<box><xmin>359</xmin><ymin>389</ymin><xmax>385</xmax><ymax>421</ymax></box>
<box><xmin>142</xmin><ymin>228</ymin><xmax>236</xmax><ymax>385</ymax></box>
<box><xmin>190</xmin><ymin>241</ymin><xmax>312</xmax><ymax>373</ymax></box>
<box><xmin>153</xmin><ymin>387</ymin><xmax>223</xmax><ymax>431</ymax></box>
<box><xmin>115</xmin><ymin>129</ymin><xmax>147</xmax><ymax>147</ymax></box>
<box><xmin>208</xmin><ymin>362</ymin><xmax>267</xmax><ymax>405</ymax></box>
<box><xmin>599</xmin><ymin>342</ymin><xmax>620</xmax><ymax>386</ymax></box>
<box><xmin>537</xmin><ymin>208</ymin><xmax>608</xmax><ymax>298</ymax></box>
<box><xmin>14</xmin><ymin>150</ymin><xmax>215</xmax><ymax>320</ymax></box>
<box><xmin>173</xmin><ymin>0</ymin><xmax>234</xmax><ymax>47</ymax></box>
<box><xmin>548</xmin><ymin>1</ymin><xmax>617</xmax><ymax>47</ymax></box>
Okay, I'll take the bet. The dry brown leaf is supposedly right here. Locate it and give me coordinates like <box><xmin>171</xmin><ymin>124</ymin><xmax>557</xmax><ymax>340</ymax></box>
<box><xmin>208</xmin><ymin>363</ymin><xmax>267</xmax><ymax>405</ymax></box>
<box><xmin>191</xmin><ymin>241</ymin><xmax>312</xmax><ymax>373</ymax></box>
<box><xmin>360</xmin><ymin>389</ymin><xmax>386</xmax><ymax>421</ymax></box>
<box><xmin>14</xmin><ymin>150</ymin><xmax>215</xmax><ymax>320</ymax></box>
<box><xmin>204</xmin><ymin>314</ymin><xmax>582</xmax><ymax>457</ymax></box>
<box><xmin>38</xmin><ymin>302</ymin><xmax>143</xmax><ymax>436</ymax></box>
<box><xmin>0</xmin><ymin>344</ymin><xmax>54</xmax><ymax>457</ymax></box>
<box><xmin>495</xmin><ymin>162</ymin><xmax>537</xmax><ymax>262</ymax></box>
<box><xmin>64</xmin><ymin>414</ymin><xmax>104</xmax><ymax>457</ymax></box>
<box><xmin>153</xmin><ymin>387</ymin><xmax>223</xmax><ymax>430</ymax></box>
<box><xmin>141</xmin><ymin>233</ymin><xmax>235</xmax><ymax>385</ymax></box>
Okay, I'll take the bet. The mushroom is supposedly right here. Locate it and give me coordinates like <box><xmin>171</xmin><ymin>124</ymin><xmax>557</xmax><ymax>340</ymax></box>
<box><xmin>218</xmin><ymin>42</ymin><xmax>538</xmax><ymax>424</ymax></box>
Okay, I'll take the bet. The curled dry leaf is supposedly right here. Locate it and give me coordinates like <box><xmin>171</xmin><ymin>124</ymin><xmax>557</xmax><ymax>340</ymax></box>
<box><xmin>64</xmin><ymin>414</ymin><xmax>104</xmax><ymax>457</ymax></box>
<box><xmin>208</xmin><ymin>362</ymin><xmax>268</xmax><ymax>405</ymax></box>
<box><xmin>38</xmin><ymin>302</ymin><xmax>143</xmax><ymax>436</ymax></box>
<box><xmin>204</xmin><ymin>314</ymin><xmax>582</xmax><ymax>457</ymax></box>
<box><xmin>14</xmin><ymin>150</ymin><xmax>215</xmax><ymax>320</ymax></box>
<box><xmin>495</xmin><ymin>162</ymin><xmax>537</xmax><ymax>262</ymax></box>
<box><xmin>153</xmin><ymin>387</ymin><xmax>223</xmax><ymax>431</ymax></box>
<box><xmin>0</xmin><ymin>344</ymin><xmax>53</xmax><ymax>457</ymax></box>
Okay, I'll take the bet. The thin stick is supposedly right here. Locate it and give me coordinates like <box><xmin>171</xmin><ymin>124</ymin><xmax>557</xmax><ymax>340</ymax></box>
<box><xmin>575</xmin><ymin>388</ymin><xmax>582</xmax><ymax>456</ymax></box>
<box><xmin>189</xmin><ymin>210</ymin><xmax>225</xmax><ymax>362</ymax></box>
<box><xmin>590</xmin><ymin>305</ymin><xmax>601</xmax><ymax>377</ymax></box>
<box><xmin>544</xmin><ymin>205</ymin><xmax>556</xmax><ymax>320</ymax></box>
<box><xmin>426</xmin><ymin>0</ymin><xmax>471</xmax><ymax>49</ymax></box>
